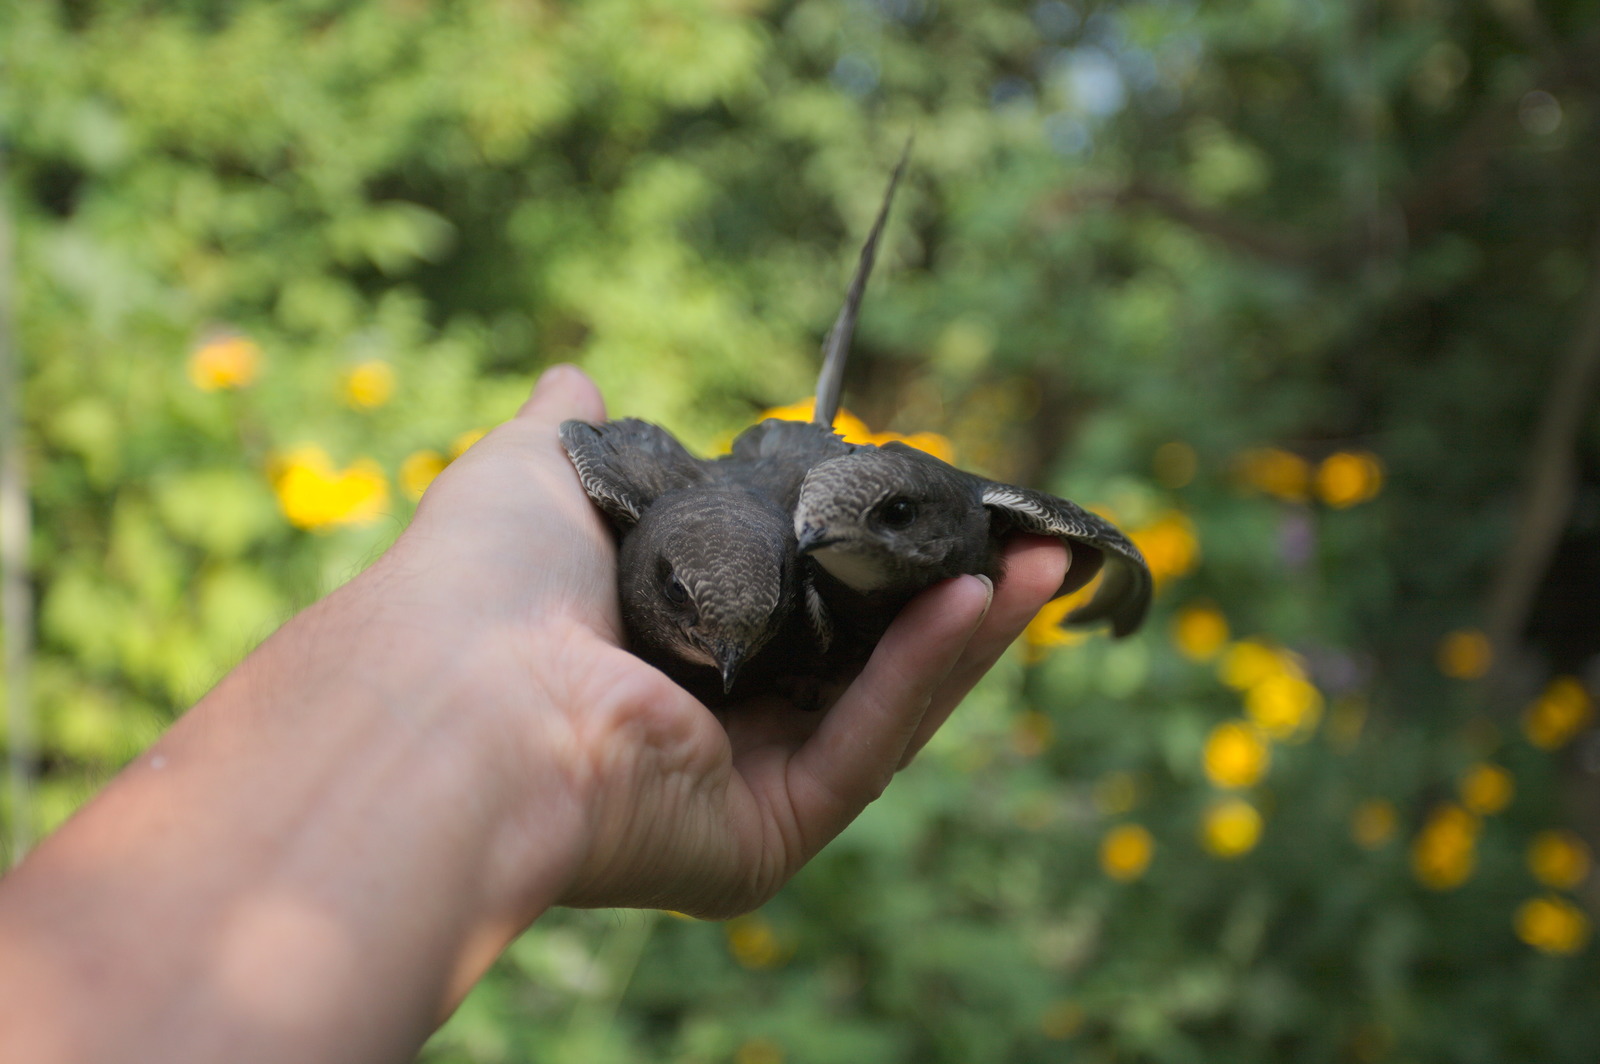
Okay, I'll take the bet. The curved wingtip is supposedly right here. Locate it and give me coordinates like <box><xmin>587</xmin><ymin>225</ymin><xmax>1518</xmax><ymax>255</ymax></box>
<box><xmin>1062</xmin><ymin>555</ymin><xmax>1154</xmax><ymax>639</ymax></box>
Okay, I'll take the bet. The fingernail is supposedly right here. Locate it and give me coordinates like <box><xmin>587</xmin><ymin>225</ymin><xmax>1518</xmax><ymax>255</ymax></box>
<box><xmin>974</xmin><ymin>574</ymin><xmax>995</xmax><ymax>623</ymax></box>
<box><xmin>532</xmin><ymin>362</ymin><xmax>579</xmax><ymax>399</ymax></box>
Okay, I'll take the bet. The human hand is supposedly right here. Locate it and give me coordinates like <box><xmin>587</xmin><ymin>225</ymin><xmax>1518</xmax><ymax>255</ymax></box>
<box><xmin>379</xmin><ymin>365</ymin><xmax>1070</xmax><ymax>918</ymax></box>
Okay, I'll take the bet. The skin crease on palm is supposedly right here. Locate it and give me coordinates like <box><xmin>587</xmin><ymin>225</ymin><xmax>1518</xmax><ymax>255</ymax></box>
<box><xmin>0</xmin><ymin>364</ymin><xmax>1067</xmax><ymax>1064</ymax></box>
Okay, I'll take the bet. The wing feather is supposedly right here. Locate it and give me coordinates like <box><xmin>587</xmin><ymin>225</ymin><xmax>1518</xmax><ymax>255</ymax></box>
<box><xmin>980</xmin><ymin>483</ymin><xmax>1153</xmax><ymax>638</ymax></box>
<box><xmin>559</xmin><ymin>418</ymin><xmax>709</xmax><ymax>527</ymax></box>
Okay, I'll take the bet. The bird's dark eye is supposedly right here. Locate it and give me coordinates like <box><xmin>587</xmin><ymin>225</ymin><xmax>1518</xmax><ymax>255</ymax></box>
<box><xmin>664</xmin><ymin>574</ymin><xmax>689</xmax><ymax>606</ymax></box>
<box><xmin>877</xmin><ymin>497</ymin><xmax>917</xmax><ymax>529</ymax></box>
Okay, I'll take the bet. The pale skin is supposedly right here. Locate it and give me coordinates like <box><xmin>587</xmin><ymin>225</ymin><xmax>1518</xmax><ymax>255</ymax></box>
<box><xmin>0</xmin><ymin>365</ymin><xmax>1069</xmax><ymax>1064</ymax></box>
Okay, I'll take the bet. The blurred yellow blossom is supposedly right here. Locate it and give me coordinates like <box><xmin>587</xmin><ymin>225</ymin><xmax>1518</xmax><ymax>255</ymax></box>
<box><xmin>1100</xmin><ymin>823</ymin><xmax>1154</xmax><ymax>881</ymax></box>
<box><xmin>1173</xmin><ymin>603</ymin><xmax>1229</xmax><ymax>661</ymax></box>
<box><xmin>1011</xmin><ymin>710</ymin><xmax>1054</xmax><ymax>758</ymax></box>
<box><xmin>1522</xmin><ymin>676</ymin><xmax>1594</xmax><ymax>750</ymax></box>
<box><xmin>1093</xmin><ymin>771</ymin><xmax>1139</xmax><ymax>815</ymax></box>
<box><xmin>1203</xmin><ymin>721</ymin><xmax>1270</xmax><ymax>788</ymax></box>
<box><xmin>400</xmin><ymin>450</ymin><xmax>448</xmax><ymax>500</ymax></box>
<box><xmin>1315</xmin><ymin>451</ymin><xmax>1384</xmax><ymax>507</ymax></box>
<box><xmin>1351</xmin><ymin>800</ymin><xmax>1398</xmax><ymax>849</ymax></box>
<box><xmin>1202</xmin><ymin>797</ymin><xmax>1263</xmax><ymax>857</ymax></box>
<box><xmin>889</xmin><ymin>430</ymin><xmax>957</xmax><ymax>463</ymax></box>
<box><xmin>1021</xmin><ymin>588</ymin><xmax>1092</xmax><ymax>663</ymax></box>
<box><xmin>450</xmin><ymin>427</ymin><xmax>488</xmax><ymax>458</ymax></box>
<box><xmin>188</xmin><ymin>334</ymin><xmax>261</xmax><ymax>391</ymax></box>
<box><xmin>1437</xmin><ymin>629</ymin><xmax>1492</xmax><ymax>680</ymax></box>
<box><xmin>1459</xmin><ymin>763</ymin><xmax>1514</xmax><ymax>815</ymax></box>
<box><xmin>1129</xmin><ymin>511</ymin><xmax>1199</xmax><ymax>583</ymax></box>
<box><xmin>1039</xmin><ymin>1000</ymin><xmax>1084</xmax><ymax>1039</ymax></box>
<box><xmin>1411</xmin><ymin>803</ymin><xmax>1479</xmax><ymax>890</ymax></box>
<box><xmin>1153</xmin><ymin>441</ymin><xmax>1198</xmax><ymax>488</ymax></box>
<box><xmin>759</xmin><ymin>397</ymin><xmax>872</xmax><ymax>442</ymax></box>
<box><xmin>1236</xmin><ymin>447</ymin><xmax>1310</xmax><ymax>502</ymax></box>
<box><xmin>1245</xmin><ymin>673</ymin><xmax>1324</xmax><ymax>741</ymax></box>
<box><xmin>1528</xmin><ymin>830</ymin><xmax>1591</xmax><ymax>890</ymax></box>
<box><xmin>757</xmin><ymin>397</ymin><xmax>955</xmax><ymax>460</ymax></box>
<box><xmin>270</xmin><ymin>445</ymin><xmax>390</xmax><ymax>531</ymax></box>
<box><xmin>341</xmin><ymin>359</ymin><xmax>396</xmax><ymax>409</ymax></box>
<box><xmin>1515</xmin><ymin>895</ymin><xmax>1591</xmax><ymax>955</ymax></box>
<box><xmin>1219</xmin><ymin>638</ymin><xmax>1305</xmax><ymax>691</ymax></box>
<box><xmin>735</xmin><ymin>1038</ymin><xmax>785</xmax><ymax>1064</ymax></box>
<box><xmin>725</xmin><ymin>914</ymin><xmax>790</xmax><ymax>970</ymax></box>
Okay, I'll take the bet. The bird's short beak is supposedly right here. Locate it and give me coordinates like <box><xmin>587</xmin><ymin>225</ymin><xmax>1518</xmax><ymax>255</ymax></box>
<box><xmin>712</xmin><ymin>641</ymin><xmax>747</xmax><ymax>695</ymax></box>
<box><xmin>796</xmin><ymin>522</ymin><xmax>840</xmax><ymax>554</ymax></box>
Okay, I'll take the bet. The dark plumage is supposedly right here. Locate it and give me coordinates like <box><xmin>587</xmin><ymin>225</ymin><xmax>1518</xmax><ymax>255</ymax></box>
<box><xmin>559</xmin><ymin>140</ymin><xmax>1151</xmax><ymax>710</ymax></box>
<box><xmin>794</xmin><ymin>442</ymin><xmax>1152</xmax><ymax>641</ymax></box>
<box><xmin>559</xmin><ymin>416</ymin><xmax>848</xmax><ymax>705</ymax></box>
<box><xmin>558</xmin><ymin>146</ymin><xmax>909</xmax><ymax>706</ymax></box>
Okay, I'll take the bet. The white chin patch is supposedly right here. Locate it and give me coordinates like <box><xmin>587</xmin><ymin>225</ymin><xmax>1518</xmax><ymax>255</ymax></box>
<box><xmin>812</xmin><ymin>545</ymin><xmax>894</xmax><ymax>592</ymax></box>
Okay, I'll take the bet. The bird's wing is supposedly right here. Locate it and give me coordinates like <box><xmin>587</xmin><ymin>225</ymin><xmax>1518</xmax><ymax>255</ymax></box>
<box><xmin>724</xmin><ymin>418</ymin><xmax>858</xmax><ymax>507</ymax></box>
<box><xmin>559</xmin><ymin>418</ymin><xmax>709</xmax><ymax>527</ymax></box>
<box><xmin>979</xmin><ymin>482</ymin><xmax>1154</xmax><ymax>638</ymax></box>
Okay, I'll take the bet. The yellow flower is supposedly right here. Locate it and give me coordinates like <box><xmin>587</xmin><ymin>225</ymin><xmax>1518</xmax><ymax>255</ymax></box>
<box><xmin>757</xmin><ymin>397</ymin><xmax>874</xmax><ymax>444</ymax></box>
<box><xmin>1458</xmin><ymin>763</ymin><xmax>1514</xmax><ymax>816</ymax></box>
<box><xmin>400</xmin><ymin>450</ymin><xmax>448</xmax><ymax>500</ymax></box>
<box><xmin>1173</xmin><ymin>603</ymin><xmax>1229</xmax><ymax>661</ymax></box>
<box><xmin>1528</xmin><ymin>830</ymin><xmax>1591</xmax><ymax>890</ymax></box>
<box><xmin>270</xmin><ymin>445</ymin><xmax>390</xmax><ymax>531</ymax></box>
<box><xmin>1129</xmin><ymin>512</ymin><xmax>1199</xmax><ymax>583</ymax></box>
<box><xmin>450</xmin><ymin>427</ymin><xmax>488</xmax><ymax>458</ymax></box>
<box><xmin>1202</xmin><ymin>797</ymin><xmax>1263</xmax><ymax>858</ymax></box>
<box><xmin>724</xmin><ymin>914</ymin><xmax>790</xmax><ymax>970</ymax></box>
<box><xmin>1093</xmin><ymin>771</ymin><xmax>1138</xmax><ymax>815</ymax></box>
<box><xmin>1411</xmin><ymin>803</ymin><xmax>1479</xmax><ymax>890</ymax></box>
<box><xmin>1039</xmin><ymin>1000</ymin><xmax>1084</xmax><ymax>1040</ymax></box>
<box><xmin>1011</xmin><ymin>710</ymin><xmax>1054</xmax><ymax>758</ymax></box>
<box><xmin>1315</xmin><ymin>451</ymin><xmax>1384</xmax><ymax>508</ymax></box>
<box><xmin>1437</xmin><ymin>629</ymin><xmax>1492</xmax><ymax>680</ymax></box>
<box><xmin>1522</xmin><ymin>676</ymin><xmax>1594</xmax><ymax>750</ymax></box>
<box><xmin>341</xmin><ymin>360</ymin><xmax>396</xmax><ymax>409</ymax></box>
<box><xmin>874</xmin><ymin>429</ymin><xmax>956</xmax><ymax>463</ymax></box>
<box><xmin>1100</xmin><ymin>823</ymin><xmax>1154</xmax><ymax>882</ymax></box>
<box><xmin>1236</xmin><ymin>447</ymin><xmax>1310</xmax><ymax>502</ymax></box>
<box><xmin>1020</xmin><ymin>588</ymin><xmax>1092</xmax><ymax>662</ymax></box>
<box><xmin>187</xmin><ymin>334</ymin><xmax>262</xmax><ymax>391</ymax></box>
<box><xmin>1152</xmin><ymin>441</ymin><xmax>1197</xmax><ymax>489</ymax></box>
<box><xmin>1218</xmin><ymin>639</ymin><xmax>1304</xmax><ymax>691</ymax></box>
<box><xmin>735</xmin><ymin>1039</ymin><xmax>785</xmax><ymax>1064</ymax></box>
<box><xmin>1203</xmin><ymin>721</ymin><xmax>1270</xmax><ymax>789</ymax></box>
<box><xmin>1245</xmin><ymin>673</ymin><xmax>1324</xmax><ymax>741</ymax></box>
<box><xmin>1351</xmin><ymin>799</ymin><xmax>1397</xmax><ymax>849</ymax></box>
<box><xmin>1515</xmin><ymin>895</ymin><xmax>1591</xmax><ymax>955</ymax></box>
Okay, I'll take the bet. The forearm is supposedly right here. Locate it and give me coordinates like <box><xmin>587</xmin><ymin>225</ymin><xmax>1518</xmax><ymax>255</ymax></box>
<box><xmin>0</xmin><ymin>558</ymin><xmax>584</xmax><ymax>1064</ymax></box>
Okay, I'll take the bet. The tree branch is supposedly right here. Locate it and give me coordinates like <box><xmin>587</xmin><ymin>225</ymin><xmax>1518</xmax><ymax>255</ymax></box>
<box><xmin>1485</xmin><ymin>221</ymin><xmax>1600</xmax><ymax>667</ymax></box>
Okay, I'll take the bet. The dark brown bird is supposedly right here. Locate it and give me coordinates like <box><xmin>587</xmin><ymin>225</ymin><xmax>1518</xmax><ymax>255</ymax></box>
<box><xmin>793</xmin><ymin>442</ymin><xmax>1152</xmax><ymax>646</ymax></box>
<box><xmin>559</xmin><ymin>146</ymin><xmax>910</xmax><ymax>704</ymax></box>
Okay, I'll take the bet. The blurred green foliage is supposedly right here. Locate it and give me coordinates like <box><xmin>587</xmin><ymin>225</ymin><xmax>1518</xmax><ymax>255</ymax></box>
<box><xmin>5</xmin><ymin>0</ymin><xmax>1600</xmax><ymax>1060</ymax></box>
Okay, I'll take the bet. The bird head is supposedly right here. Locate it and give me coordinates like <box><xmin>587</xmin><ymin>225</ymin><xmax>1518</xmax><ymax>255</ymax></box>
<box><xmin>793</xmin><ymin>445</ymin><xmax>988</xmax><ymax>592</ymax></box>
<box><xmin>617</xmin><ymin>488</ymin><xmax>795</xmax><ymax>694</ymax></box>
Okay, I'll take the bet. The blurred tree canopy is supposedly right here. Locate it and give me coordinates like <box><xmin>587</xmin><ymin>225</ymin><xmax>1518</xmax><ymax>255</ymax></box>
<box><xmin>4</xmin><ymin>0</ymin><xmax>1600</xmax><ymax>1060</ymax></box>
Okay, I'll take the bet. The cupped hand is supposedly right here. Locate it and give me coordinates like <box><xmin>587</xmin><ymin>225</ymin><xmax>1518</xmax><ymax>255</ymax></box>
<box><xmin>384</xmin><ymin>365</ymin><xmax>1069</xmax><ymax>919</ymax></box>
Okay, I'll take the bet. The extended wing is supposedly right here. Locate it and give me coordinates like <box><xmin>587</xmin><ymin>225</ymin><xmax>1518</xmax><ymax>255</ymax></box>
<box><xmin>559</xmin><ymin>418</ymin><xmax>709</xmax><ymax>528</ymax></box>
<box><xmin>980</xmin><ymin>482</ymin><xmax>1153</xmax><ymax>638</ymax></box>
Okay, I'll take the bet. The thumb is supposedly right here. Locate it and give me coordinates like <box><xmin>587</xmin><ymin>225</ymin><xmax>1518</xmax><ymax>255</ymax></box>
<box><xmin>518</xmin><ymin>363</ymin><xmax>607</xmax><ymax>426</ymax></box>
